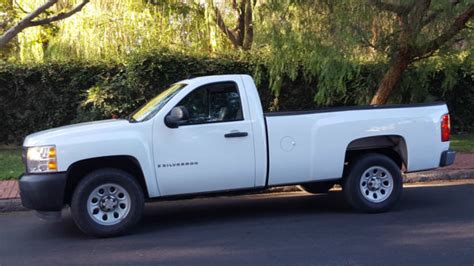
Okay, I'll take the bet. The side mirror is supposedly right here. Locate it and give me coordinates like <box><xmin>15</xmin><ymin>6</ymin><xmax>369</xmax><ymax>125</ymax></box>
<box><xmin>165</xmin><ymin>106</ymin><xmax>189</xmax><ymax>128</ymax></box>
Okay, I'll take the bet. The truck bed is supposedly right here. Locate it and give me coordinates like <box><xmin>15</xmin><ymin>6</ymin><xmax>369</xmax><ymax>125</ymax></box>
<box><xmin>264</xmin><ymin>102</ymin><xmax>450</xmax><ymax>186</ymax></box>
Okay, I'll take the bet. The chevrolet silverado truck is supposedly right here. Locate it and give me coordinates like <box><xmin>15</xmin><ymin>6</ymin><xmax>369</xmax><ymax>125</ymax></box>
<box><xmin>19</xmin><ymin>74</ymin><xmax>455</xmax><ymax>237</ymax></box>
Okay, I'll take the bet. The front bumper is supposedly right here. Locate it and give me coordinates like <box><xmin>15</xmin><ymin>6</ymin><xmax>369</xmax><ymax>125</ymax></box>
<box><xmin>439</xmin><ymin>149</ymin><xmax>456</xmax><ymax>167</ymax></box>
<box><xmin>19</xmin><ymin>172</ymin><xmax>67</xmax><ymax>212</ymax></box>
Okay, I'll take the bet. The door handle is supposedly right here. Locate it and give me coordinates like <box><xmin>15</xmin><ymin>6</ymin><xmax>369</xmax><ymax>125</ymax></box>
<box><xmin>224</xmin><ymin>132</ymin><xmax>248</xmax><ymax>138</ymax></box>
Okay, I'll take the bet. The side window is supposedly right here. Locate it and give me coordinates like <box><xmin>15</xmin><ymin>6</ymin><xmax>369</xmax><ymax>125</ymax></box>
<box><xmin>177</xmin><ymin>82</ymin><xmax>243</xmax><ymax>125</ymax></box>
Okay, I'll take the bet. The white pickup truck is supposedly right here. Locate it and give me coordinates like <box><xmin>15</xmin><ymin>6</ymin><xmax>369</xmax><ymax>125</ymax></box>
<box><xmin>20</xmin><ymin>74</ymin><xmax>455</xmax><ymax>237</ymax></box>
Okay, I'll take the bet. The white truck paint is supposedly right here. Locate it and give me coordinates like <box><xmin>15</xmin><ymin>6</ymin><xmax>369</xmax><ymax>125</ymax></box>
<box><xmin>20</xmin><ymin>74</ymin><xmax>455</xmax><ymax>236</ymax></box>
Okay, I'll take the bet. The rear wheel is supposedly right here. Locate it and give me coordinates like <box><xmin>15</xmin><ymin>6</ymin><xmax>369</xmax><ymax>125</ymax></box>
<box><xmin>299</xmin><ymin>181</ymin><xmax>335</xmax><ymax>194</ymax></box>
<box><xmin>343</xmin><ymin>153</ymin><xmax>402</xmax><ymax>213</ymax></box>
<box><xmin>71</xmin><ymin>168</ymin><xmax>144</xmax><ymax>237</ymax></box>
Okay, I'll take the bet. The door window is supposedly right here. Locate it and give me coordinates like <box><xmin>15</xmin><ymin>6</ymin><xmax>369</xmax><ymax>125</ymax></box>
<box><xmin>176</xmin><ymin>82</ymin><xmax>243</xmax><ymax>125</ymax></box>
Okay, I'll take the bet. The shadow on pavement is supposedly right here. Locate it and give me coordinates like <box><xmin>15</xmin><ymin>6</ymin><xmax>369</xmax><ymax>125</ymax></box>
<box><xmin>36</xmin><ymin>181</ymin><xmax>473</xmax><ymax>239</ymax></box>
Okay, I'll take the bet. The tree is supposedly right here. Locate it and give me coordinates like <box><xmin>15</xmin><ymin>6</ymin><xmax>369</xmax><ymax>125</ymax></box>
<box><xmin>259</xmin><ymin>0</ymin><xmax>474</xmax><ymax>106</ymax></box>
<box><xmin>256</xmin><ymin>0</ymin><xmax>363</xmax><ymax>107</ymax></box>
<box><xmin>212</xmin><ymin>0</ymin><xmax>255</xmax><ymax>50</ymax></box>
<box><xmin>0</xmin><ymin>0</ymin><xmax>90</xmax><ymax>49</ymax></box>
<box><xmin>368</xmin><ymin>0</ymin><xmax>474</xmax><ymax>104</ymax></box>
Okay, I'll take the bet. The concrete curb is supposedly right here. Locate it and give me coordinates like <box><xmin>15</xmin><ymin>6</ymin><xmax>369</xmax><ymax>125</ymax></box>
<box><xmin>0</xmin><ymin>199</ymin><xmax>27</xmax><ymax>213</ymax></box>
<box><xmin>1</xmin><ymin>169</ymin><xmax>473</xmax><ymax>213</ymax></box>
<box><xmin>403</xmin><ymin>169</ymin><xmax>474</xmax><ymax>183</ymax></box>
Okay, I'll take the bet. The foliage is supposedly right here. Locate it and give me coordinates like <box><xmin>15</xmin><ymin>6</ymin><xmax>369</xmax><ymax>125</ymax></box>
<box><xmin>1</xmin><ymin>0</ymin><xmax>90</xmax><ymax>59</ymax></box>
<box><xmin>4</xmin><ymin>0</ymin><xmax>230</xmax><ymax>62</ymax></box>
<box><xmin>255</xmin><ymin>0</ymin><xmax>474</xmax><ymax>105</ymax></box>
<box><xmin>1</xmin><ymin>0</ymin><xmax>472</xmax><ymax>109</ymax></box>
<box><xmin>0</xmin><ymin>51</ymin><xmax>473</xmax><ymax>145</ymax></box>
<box><xmin>0</xmin><ymin>60</ymin><xmax>111</xmax><ymax>143</ymax></box>
<box><xmin>0</xmin><ymin>0</ymin><xmax>20</xmax><ymax>59</ymax></box>
<box><xmin>0</xmin><ymin>52</ymin><xmax>258</xmax><ymax>143</ymax></box>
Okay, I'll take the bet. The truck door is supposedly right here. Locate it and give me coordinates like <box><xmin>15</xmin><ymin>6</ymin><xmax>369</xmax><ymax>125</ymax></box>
<box><xmin>153</xmin><ymin>80</ymin><xmax>256</xmax><ymax>196</ymax></box>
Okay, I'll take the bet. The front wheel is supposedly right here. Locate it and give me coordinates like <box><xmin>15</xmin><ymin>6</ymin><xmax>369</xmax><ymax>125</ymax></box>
<box><xmin>71</xmin><ymin>168</ymin><xmax>144</xmax><ymax>237</ymax></box>
<box><xmin>343</xmin><ymin>153</ymin><xmax>402</xmax><ymax>213</ymax></box>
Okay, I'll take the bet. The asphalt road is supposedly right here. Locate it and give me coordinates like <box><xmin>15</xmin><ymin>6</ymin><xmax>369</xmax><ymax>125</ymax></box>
<box><xmin>1</xmin><ymin>181</ymin><xmax>473</xmax><ymax>266</ymax></box>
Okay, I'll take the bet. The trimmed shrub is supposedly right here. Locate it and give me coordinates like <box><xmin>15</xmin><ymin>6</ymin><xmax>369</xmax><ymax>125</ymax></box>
<box><xmin>0</xmin><ymin>52</ymin><xmax>473</xmax><ymax>144</ymax></box>
<box><xmin>0</xmin><ymin>62</ymin><xmax>114</xmax><ymax>143</ymax></box>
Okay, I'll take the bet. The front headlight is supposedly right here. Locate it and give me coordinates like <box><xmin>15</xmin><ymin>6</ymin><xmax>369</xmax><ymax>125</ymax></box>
<box><xmin>26</xmin><ymin>145</ymin><xmax>57</xmax><ymax>173</ymax></box>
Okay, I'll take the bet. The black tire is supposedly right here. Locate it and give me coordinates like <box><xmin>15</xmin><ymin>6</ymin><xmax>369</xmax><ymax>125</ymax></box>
<box><xmin>343</xmin><ymin>153</ymin><xmax>402</xmax><ymax>213</ymax></box>
<box><xmin>71</xmin><ymin>168</ymin><xmax>144</xmax><ymax>237</ymax></box>
<box><xmin>299</xmin><ymin>181</ymin><xmax>335</xmax><ymax>194</ymax></box>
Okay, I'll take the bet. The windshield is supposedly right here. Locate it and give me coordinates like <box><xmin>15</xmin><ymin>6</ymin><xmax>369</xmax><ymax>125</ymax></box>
<box><xmin>130</xmin><ymin>83</ymin><xmax>186</xmax><ymax>122</ymax></box>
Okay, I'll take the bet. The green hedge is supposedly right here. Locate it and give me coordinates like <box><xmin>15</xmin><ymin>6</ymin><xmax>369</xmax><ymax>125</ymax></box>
<box><xmin>0</xmin><ymin>62</ymin><xmax>112</xmax><ymax>143</ymax></box>
<box><xmin>0</xmin><ymin>52</ymin><xmax>473</xmax><ymax>144</ymax></box>
<box><xmin>0</xmin><ymin>54</ymin><xmax>262</xmax><ymax>143</ymax></box>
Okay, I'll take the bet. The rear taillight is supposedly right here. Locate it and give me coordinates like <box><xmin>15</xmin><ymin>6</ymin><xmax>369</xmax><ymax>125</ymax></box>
<box><xmin>441</xmin><ymin>114</ymin><xmax>450</xmax><ymax>142</ymax></box>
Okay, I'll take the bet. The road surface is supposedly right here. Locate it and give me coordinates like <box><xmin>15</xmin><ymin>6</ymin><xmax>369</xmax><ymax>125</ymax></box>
<box><xmin>1</xmin><ymin>180</ymin><xmax>473</xmax><ymax>265</ymax></box>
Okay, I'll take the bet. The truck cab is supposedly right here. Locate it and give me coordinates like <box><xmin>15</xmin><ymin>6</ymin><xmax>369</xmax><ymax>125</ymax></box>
<box><xmin>146</xmin><ymin>76</ymin><xmax>267</xmax><ymax>195</ymax></box>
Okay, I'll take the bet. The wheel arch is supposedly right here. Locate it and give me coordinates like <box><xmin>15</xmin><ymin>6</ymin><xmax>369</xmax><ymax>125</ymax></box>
<box><xmin>344</xmin><ymin>135</ymin><xmax>408</xmax><ymax>170</ymax></box>
<box><xmin>64</xmin><ymin>155</ymin><xmax>149</xmax><ymax>204</ymax></box>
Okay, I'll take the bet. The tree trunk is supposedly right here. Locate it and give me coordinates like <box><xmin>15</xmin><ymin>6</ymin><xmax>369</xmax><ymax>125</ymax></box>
<box><xmin>242</xmin><ymin>0</ymin><xmax>253</xmax><ymax>50</ymax></box>
<box><xmin>370</xmin><ymin>52</ymin><xmax>410</xmax><ymax>105</ymax></box>
<box><xmin>213</xmin><ymin>0</ymin><xmax>254</xmax><ymax>51</ymax></box>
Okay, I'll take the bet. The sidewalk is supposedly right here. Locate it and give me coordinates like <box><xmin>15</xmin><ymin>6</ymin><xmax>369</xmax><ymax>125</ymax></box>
<box><xmin>1</xmin><ymin>153</ymin><xmax>473</xmax><ymax>212</ymax></box>
<box><xmin>403</xmin><ymin>152</ymin><xmax>474</xmax><ymax>182</ymax></box>
<box><xmin>0</xmin><ymin>180</ymin><xmax>19</xmax><ymax>200</ymax></box>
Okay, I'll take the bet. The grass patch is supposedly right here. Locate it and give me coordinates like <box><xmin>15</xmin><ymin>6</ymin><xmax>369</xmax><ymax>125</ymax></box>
<box><xmin>0</xmin><ymin>148</ymin><xmax>23</xmax><ymax>180</ymax></box>
<box><xmin>451</xmin><ymin>134</ymin><xmax>474</xmax><ymax>153</ymax></box>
